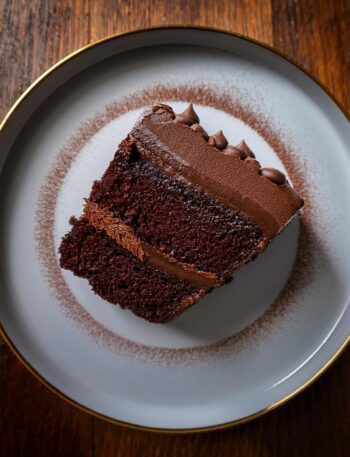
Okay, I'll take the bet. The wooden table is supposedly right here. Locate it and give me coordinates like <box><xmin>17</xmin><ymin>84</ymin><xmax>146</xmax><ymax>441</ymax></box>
<box><xmin>1</xmin><ymin>1</ymin><xmax>349</xmax><ymax>455</ymax></box>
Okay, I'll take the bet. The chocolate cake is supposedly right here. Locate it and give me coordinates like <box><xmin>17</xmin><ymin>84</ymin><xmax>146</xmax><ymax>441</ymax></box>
<box><xmin>59</xmin><ymin>103</ymin><xmax>303</xmax><ymax>323</ymax></box>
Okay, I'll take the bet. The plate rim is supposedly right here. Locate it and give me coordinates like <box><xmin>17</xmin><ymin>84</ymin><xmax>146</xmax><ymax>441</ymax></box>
<box><xmin>0</xmin><ymin>25</ymin><xmax>349</xmax><ymax>434</ymax></box>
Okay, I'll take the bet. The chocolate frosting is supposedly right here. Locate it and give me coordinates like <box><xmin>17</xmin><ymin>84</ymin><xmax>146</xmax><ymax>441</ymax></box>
<box><xmin>235</xmin><ymin>140</ymin><xmax>255</xmax><ymax>158</ymax></box>
<box><xmin>260</xmin><ymin>167</ymin><xmax>286</xmax><ymax>185</ymax></box>
<box><xmin>175</xmin><ymin>103</ymin><xmax>199</xmax><ymax>125</ymax></box>
<box><xmin>190</xmin><ymin>123</ymin><xmax>209</xmax><ymax>140</ymax></box>
<box><xmin>224</xmin><ymin>145</ymin><xmax>248</xmax><ymax>159</ymax></box>
<box><xmin>208</xmin><ymin>130</ymin><xmax>228</xmax><ymax>150</ymax></box>
<box><xmin>130</xmin><ymin>105</ymin><xmax>304</xmax><ymax>238</ymax></box>
<box><xmin>236</xmin><ymin>140</ymin><xmax>255</xmax><ymax>159</ymax></box>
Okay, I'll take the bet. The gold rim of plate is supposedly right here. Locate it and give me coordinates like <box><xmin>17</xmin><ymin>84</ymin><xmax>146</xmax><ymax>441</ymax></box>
<box><xmin>0</xmin><ymin>25</ymin><xmax>349</xmax><ymax>434</ymax></box>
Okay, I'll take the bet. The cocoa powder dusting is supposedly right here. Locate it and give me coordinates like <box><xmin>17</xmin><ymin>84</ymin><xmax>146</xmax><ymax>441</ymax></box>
<box><xmin>35</xmin><ymin>84</ymin><xmax>315</xmax><ymax>365</ymax></box>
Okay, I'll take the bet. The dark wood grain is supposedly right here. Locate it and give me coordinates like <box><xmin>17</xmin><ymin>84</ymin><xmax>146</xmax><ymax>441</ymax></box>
<box><xmin>272</xmin><ymin>0</ymin><xmax>350</xmax><ymax>110</ymax></box>
<box><xmin>1</xmin><ymin>1</ymin><xmax>349</xmax><ymax>456</ymax></box>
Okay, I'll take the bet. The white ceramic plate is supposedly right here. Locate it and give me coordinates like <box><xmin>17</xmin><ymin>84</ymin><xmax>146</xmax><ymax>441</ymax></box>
<box><xmin>0</xmin><ymin>27</ymin><xmax>349</xmax><ymax>432</ymax></box>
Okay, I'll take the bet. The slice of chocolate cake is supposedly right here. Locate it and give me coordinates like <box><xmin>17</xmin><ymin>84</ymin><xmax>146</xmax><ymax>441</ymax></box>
<box><xmin>59</xmin><ymin>103</ymin><xmax>303</xmax><ymax>323</ymax></box>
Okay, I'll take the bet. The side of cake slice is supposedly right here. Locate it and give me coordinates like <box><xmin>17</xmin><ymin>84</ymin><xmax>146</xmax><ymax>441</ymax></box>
<box><xmin>59</xmin><ymin>103</ymin><xmax>303</xmax><ymax>323</ymax></box>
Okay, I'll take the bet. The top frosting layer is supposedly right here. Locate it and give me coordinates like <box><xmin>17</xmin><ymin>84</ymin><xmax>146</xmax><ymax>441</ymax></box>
<box><xmin>130</xmin><ymin>104</ymin><xmax>304</xmax><ymax>238</ymax></box>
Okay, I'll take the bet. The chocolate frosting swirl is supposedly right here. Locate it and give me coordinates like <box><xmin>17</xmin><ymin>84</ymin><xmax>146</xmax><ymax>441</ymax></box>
<box><xmin>224</xmin><ymin>145</ymin><xmax>248</xmax><ymax>159</ymax></box>
<box><xmin>260</xmin><ymin>167</ymin><xmax>286</xmax><ymax>185</ymax></box>
<box><xmin>235</xmin><ymin>139</ymin><xmax>255</xmax><ymax>158</ymax></box>
<box><xmin>175</xmin><ymin>103</ymin><xmax>199</xmax><ymax>125</ymax></box>
<box><xmin>190</xmin><ymin>123</ymin><xmax>209</xmax><ymax>140</ymax></box>
<box><xmin>208</xmin><ymin>130</ymin><xmax>228</xmax><ymax>150</ymax></box>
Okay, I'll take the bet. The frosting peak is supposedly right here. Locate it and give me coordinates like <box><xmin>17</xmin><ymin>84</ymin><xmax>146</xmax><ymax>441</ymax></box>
<box><xmin>224</xmin><ymin>145</ymin><xmax>248</xmax><ymax>159</ymax></box>
<box><xmin>208</xmin><ymin>130</ymin><xmax>228</xmax><ymax>150</ymax></box>
<box><xmin>235</xmin><ymin>140</ymin><xmax>255</xmax><ymax>158</ymax></box>
<box><xmin>175</xmin><ymin>103</ymin><xmax>199</xmax><ymax>125</ymax></box>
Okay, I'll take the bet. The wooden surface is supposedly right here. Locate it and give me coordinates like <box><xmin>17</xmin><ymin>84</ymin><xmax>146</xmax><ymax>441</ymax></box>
<box><xmin>1</xmin><ymin>1</ymin><xmax>349</xmax><ymax>455</ymax></box>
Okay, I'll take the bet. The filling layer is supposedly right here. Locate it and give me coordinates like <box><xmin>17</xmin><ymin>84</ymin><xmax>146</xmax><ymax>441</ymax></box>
<box><xmin>84</xmin><ymin>201</ymin><xmax>219</xmax><ymax>289</ymax></box>
<box><xmin>59</xmin><ymin>217</ymin><xmax>203</xmax><ymax>323</ymax></box>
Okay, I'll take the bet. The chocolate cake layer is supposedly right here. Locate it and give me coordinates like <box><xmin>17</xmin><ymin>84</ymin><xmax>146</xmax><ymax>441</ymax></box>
<box><xmin>130</xmin><ymin>104</ymin><xmax>304</xmax><ymax>238</ymax></box>
<box><xmin>59</xmin><ymin>217</ymin><xmax>204</xmax><ymax>323</ymax></box>
<box><xmin>87</xmin><ymin>150</ymin><xmax>264</xmax><ymax>280</ymax></box>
